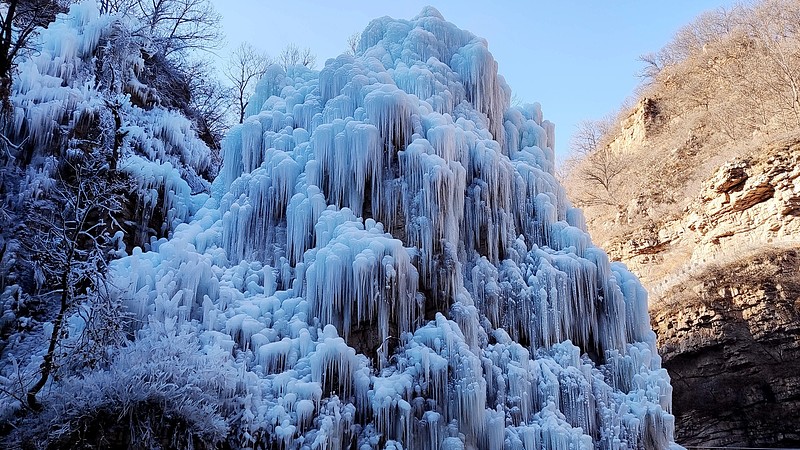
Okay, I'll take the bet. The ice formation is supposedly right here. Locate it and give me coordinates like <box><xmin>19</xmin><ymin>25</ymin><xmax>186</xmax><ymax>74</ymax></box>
<box><xmin>2</xmin><ymin>1</ymin><xmax>213</xmax><ymax>252</ymax></box>
<box><xmin>102</xmin><ymin>6</ymin><xmax>678</xmax><ymax>449</ymax></box>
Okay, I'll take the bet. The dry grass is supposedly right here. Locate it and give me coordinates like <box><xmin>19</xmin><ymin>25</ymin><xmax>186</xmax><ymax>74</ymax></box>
<box><xmin>650</xmin><ymin>244</ymin><xmax>800</xmax><ymax>310</ymax></box>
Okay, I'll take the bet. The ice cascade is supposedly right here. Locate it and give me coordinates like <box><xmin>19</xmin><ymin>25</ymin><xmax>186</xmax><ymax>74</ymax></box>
<box><xmin>112</xmin><ymin>7</ymin><xmax>679</xmax><ymax>449</ymax></box>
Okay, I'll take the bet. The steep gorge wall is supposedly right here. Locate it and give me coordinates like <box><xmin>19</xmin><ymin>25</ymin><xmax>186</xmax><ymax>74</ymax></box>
<box><xmin>652</xmin><ymin>250</ymin><xmax>800</xmax><ymax>447</ymax></box>
<box><xmin>566</xmin><ymin>97</ymin><xmax>800</xmax><ymax>447</ymax></box>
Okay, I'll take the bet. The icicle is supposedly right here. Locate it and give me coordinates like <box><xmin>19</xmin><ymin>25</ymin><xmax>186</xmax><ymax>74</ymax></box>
<box><xmin>451</xmin><ymin>41</ymin><xmax>510</xmax><ymax>149</ymax></box>
<box><xmin>305</xmin><ymin>215</ymin><xmax>420</xmax><ymax>342</ymax></box>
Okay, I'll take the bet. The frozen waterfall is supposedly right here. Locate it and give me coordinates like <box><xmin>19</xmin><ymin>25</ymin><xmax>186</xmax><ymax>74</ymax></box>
<box><xmin>111</xmin><ymin>6</ymin><xmax>678</xmax><ymax>449</ymax></box>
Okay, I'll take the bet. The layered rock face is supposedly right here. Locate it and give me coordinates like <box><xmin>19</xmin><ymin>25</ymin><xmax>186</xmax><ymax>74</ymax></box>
<box><xmin>685</xmin><ymin>141</ymin><xmax>800</xmax><ymax>258</ymax></box>
<box><xmin>651</xmin><ymin>143</ymin><xmax>800</xmax><ymax>446</ymax></box>
<box><xmin>568</xmin><ymin>99</ymin><xmax>800</xmax><ymax>446</ymax></box>
<box><xmin>651</xmin><ymin>250</ymin><xmax>800</xmax><ymax>447</ymax></box>
<box><xmin>622</xmin><ymin>138</ymin><xmax>800</xmax><ymax>286</ymax></box>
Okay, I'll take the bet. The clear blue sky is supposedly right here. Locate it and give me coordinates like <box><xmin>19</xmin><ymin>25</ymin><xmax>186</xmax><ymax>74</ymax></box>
<box><xmin>209</xmin><ymin>1</ymin><xmax>738</xmax><ymax>159</ymax></box>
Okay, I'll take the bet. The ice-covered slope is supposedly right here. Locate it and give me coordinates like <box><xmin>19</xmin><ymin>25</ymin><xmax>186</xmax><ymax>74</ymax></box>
<box><xmin>112</xmin><ymin>6</ymin><xmax>677</xmax><ymax>449</ymax></box>
<box><xmin>0</xmin><ymin>1</ymin><xmax>214</xmax><ymax>247</ymax></box>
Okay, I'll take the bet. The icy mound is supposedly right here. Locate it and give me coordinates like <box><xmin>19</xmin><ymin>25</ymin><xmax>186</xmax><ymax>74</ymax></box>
<box><xmin>113</xmin><ymin>7</ymin><xmax>677</xmax><ymax>449</ymax></box>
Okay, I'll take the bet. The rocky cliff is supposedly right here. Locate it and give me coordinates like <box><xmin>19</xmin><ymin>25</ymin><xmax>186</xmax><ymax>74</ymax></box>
<box><xmin>651</xmin><ymin>249</ymin><xmax>800</xmax><ymax>447</ymax></box>
<box><xmin>566</xmin><ymin>96</ymin><xmax>800</xmax><ymax>446</ymax></box>
<box><xmin>616</xmin><ymin>136</ymin><xmax>800</xmax><ymax>287</ymax></box>
<box><xmin>649</xmin><ymin>138</ymin><xmax>800</xmax><ymax>447</ymax></box>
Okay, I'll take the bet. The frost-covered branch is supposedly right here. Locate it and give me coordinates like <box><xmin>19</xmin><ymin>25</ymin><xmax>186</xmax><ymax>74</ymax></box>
<box><xmin>22</xmin><ymin>155</ymin><xmax>129</xmax><ymax>409</ymax></box>
<box><xmin>0</xmin><ymin>132</ymin><xmax>26</xmax><ymax>160</ymax></box>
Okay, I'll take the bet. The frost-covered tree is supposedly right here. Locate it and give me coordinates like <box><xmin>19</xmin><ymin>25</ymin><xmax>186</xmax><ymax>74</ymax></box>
<box><xmin>0</xmin><ymin>2</ymin><xmax>216</xmax><ymax>424</ymax></box>
<box><xmin>0</xmin><ymin>0</ymin><xmax>70</xmax><ymax>110</ymax></box>
<box><xmin>5</xmin><ymin>321</ymin><xmax>240</xmax><ymax>447</ymax></box>
<box><xmin>22</xmin><ymin>153</ymin><xmax>129</xmax><ymax>409</ymax></box>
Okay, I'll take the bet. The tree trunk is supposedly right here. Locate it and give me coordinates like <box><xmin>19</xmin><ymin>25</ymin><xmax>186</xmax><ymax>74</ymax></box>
<box><xmin>26</xmin><ymin>249</ymin><xmax>72</xmax><ymax>410</ymax></box>
<box><xmin>0</xmin><ymin>0</ymin><xmax>18</xmax><ymax>114</ymax></box>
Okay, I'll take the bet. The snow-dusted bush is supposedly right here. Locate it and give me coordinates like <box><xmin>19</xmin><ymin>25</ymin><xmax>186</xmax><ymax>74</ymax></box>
<box><xmin>4</xmin><ymin>321</ymin><xmax>239</xmax><ymax>449</ymax></box>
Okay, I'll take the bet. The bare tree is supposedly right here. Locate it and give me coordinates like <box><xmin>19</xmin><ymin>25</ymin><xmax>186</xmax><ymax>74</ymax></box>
<box><xmin>746</xmin><ymin>0</ymin><xmax>800</xmax><ymax>128</ymax></box>
<box><xmin>97</xmin><ymin>0</ymin><xmax>123</xmax><ymax>13</ymax></box>
<box><xmin>565</xmin><ymin>119</ymin><xmax>626</xmax><ymax>207</ymax></box>
<box><xmin>573</xmin><ymin>120</ymin><xmax>608</xmax><ymax>150</ymax></box>
<box><xmin>120</xmin><ymin>0</ymin><xmax>222</xmax><ymax>60</ymax></box>
<box><xmin>637</xmin><ymin>52</ymin><xmax>663</xmax><ymax>84</ymax></box>
<box><xmin>189</xmin><ymin>71</ymin><xmax>230</xmax><ymax>148</ymax></box>
<box><xmin>635</xmin><ymin>0</ymin><xmax>800</xmax><ymax>137</ymax></box>
<box><xmin>659</xmin><ymin>7</ymin><xmax>741</xmax><ymax>68</ymax></box>
<box><xmin>346</xmin><ymin>32</ymin><xmax>360</xmax><ymax>55</ymax></box>
<box><xmin>279</xmin><ymin>43</ymin><xmax>316</xmax><ymax>70</ymax></box>
<box><xmin>179</xmin><ymin>57</ymin><xmax>230</xmax><ymax>150</ymax></box>
<box><xmin>224</xmin><ymin>42</ymin><xmax>271</xmax><ymax>124</ymax></box>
